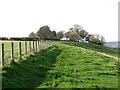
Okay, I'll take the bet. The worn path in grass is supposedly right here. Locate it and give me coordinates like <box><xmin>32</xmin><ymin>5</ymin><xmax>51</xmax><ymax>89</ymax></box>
<box><xmin>1</xmin><ymin>42</ymin><xmax>119</xmax><ymax>88</ymax></box>
<box><xmin>62</xmin><ymin>41</ymin><xmax>119</xmax><ymax>57</ymax></box>
<box><xmin>75</xmin><ymin>46</ymin><xmax>118</xmax><ymax>61</ymax></box>
<box><xmin>62</xmin><ymin>42</ymin><xmax>119</xmax><ymax>62</ymax></box>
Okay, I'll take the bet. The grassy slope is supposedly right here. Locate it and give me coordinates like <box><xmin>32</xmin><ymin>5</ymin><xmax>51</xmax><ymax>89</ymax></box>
<box><xmin>38</xmin><ymin>43</ymin><xmax>118</xmax><ymax>88</ymax></box>
<box><xmin>2</xmin><ymin>46</ymin><xmax>62</xmax><ymax>88</ymax></box>
<box><xmin>1</xmin><ymin>42</ymin><xmax>119</xmax><ymax>88</ymax></box>
<box><xmin>62</xmin><ymin>41</ymin><xmax>119</xmax><ymax>57</ymax></box>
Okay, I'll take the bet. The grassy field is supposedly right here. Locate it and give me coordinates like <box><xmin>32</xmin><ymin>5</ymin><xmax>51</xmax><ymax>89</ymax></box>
<box><xmin>62</xmin><ymin>41</ymin><xmax>119</xmax><ymax>57</ymax></box>
<box><xmin>1</xmin><ymin>42</ymin><xmax>119</xmax><ymax>88</ymax></box>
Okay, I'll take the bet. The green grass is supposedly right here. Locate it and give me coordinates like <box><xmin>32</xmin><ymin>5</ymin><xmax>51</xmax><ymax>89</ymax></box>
<box><xmin>61</xmin><ymin>41</ymin><xmax>119</xmax><ymax>57</ymax></box>
<box><xmin>1</xmin><ymin>42</ymin><xmax>119</xmax><ymax>88</ymax></box>
<box><xmin>2</xmin><ymin>46</ymin><xmax>61</xmax><ymax>88</ymax></box>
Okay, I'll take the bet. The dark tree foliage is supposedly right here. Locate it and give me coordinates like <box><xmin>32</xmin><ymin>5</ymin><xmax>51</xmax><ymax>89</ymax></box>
<box><xmin>56</xmin><ymin>31</ymin><xmax>64</xmax><ymax>39</ymax></box>
<box><xmin>79</xmin><ymin>30</ymin><xmax>89</xmax><ymax>38</ymax></box>
<box><xmin>36</xmin><ymin>25</ymin><xmax>52</xmax><ymax>40</ymax></box>
<box><xmin>51</xmin><ymin>31</ymin><xmax>57</xmax><ymax>38</ymax></box>
<box><xmin>29</xmin><ymin>32</ymin><xmax>36</xmax><ymax>38</ymax></box>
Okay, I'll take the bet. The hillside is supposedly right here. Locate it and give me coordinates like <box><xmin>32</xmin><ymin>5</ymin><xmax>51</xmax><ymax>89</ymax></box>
<box><xmin>1</xmin><ymin>42</ymin><xmax>119</xmax><ymax>88</ymax></box>
<box><xmin>62</xmin><ymin>41</ymin><xmax>119</xmax><ymax>57</ymax></box>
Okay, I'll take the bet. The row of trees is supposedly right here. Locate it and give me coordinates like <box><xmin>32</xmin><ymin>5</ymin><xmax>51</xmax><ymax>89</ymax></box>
<box><xmin>28</xmin><ymin>24</ymin><xmax>105</xmax><ymax>45</ymax></box>
<box><xmin>29</xmin><ymin>25</ymin><xmax>64</xmax><ymax>40</ymax></box>
<box><xmin>65</xmin><ymin>24</ymin><xmax>105</xmax><ymax>45</ymax></box>
<box><xmin>29</xmin><ymin>25</ymin><xmax>56</xmax><ymax>40</ymax></box>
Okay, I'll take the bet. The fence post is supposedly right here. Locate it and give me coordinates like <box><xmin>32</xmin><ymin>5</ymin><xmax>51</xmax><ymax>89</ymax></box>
<box><xmin>11</xmin><ymin>42</ymin><xmax>14</xmax><ymax>63</ymax></box>
<box><xmin>42</xmin><ymin>40</ymin><xmax>43</xmax><ymax>48</ymax></box>
<box><xmin>29</xmin><ymin>41</ymin><xmax>31</xmax><ymax>53</ymax></box>
<box><xmin>1</xmin><ymin>43</ymin><xmax>4</xmax><ymax>66</ymax></box>
<box><xmin>40</xmin><ymin>40</ymin><xmax>42</xmax><ymax>50</ymax></box>
<box><xmin>46</xmin><ymin>40</ymin><xmax>47</xmax><ymax>48</ymax></box>
<box><xmin>36</xmin><ymin>41</ymin><xmax>37</xmax><ymax>51</ymax></box>
<box><xmin>44</xmin><ymin>40</ymin><xmax>46</xmax><ymax>48</ymax></box>
<box><xmin>45</xmin><ymin>40</ymin><xmax>46</xmax><ymax>48</ymax></box>
<box><xmin>38</xmin><ymin>40</ymin><xmax>39</xmax><ymax>50</ymax></box>
<box><xmin>42</xmin><ymin>40</ymin><xmax>44</xmax><ymax>49</ymax></box>
<box><xmin>39</xmin><ymin>40</ymin><xmax>42</xmax><ymax>50</ymax></box>
<box><xmin>33</xmin><ymin>41</ymin><xmax>34</xmax><ymax>52</ymax></box>
<box><xmin>49</xmin><ymin>40</ymin><xmax>50</xmax><ymax>47</ymax></box>
<box><xmin>52</xmin><ymin>40</ymin><xmax>53</xmax><ymax>46</ymax></box>
<box><xmin>19</xmin><ymin>42</ymin><xmax>22</xmax><ymax>59</ymax></box>
<box><xmin>25</xmin><ymin>42</ymin><xmax>27</xmax><ymax>54</ymax></box>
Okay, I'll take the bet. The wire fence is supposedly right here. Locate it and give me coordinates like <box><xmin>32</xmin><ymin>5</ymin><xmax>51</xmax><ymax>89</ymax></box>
<box><xmin>0</xmin><ymin>40</ymin><xmax>53</xmax><ymax>68</ymax></box>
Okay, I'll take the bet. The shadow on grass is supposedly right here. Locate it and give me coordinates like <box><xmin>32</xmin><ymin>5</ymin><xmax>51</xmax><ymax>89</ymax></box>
<box><xmin>62</xmin><ymin>41</ymin><xmax>119</xmax><ymax>57</ymax></box>
<box><xmin>2</xmin><ymin>46</ymin><xmax>62</xmax><ymax>88</ymax></box>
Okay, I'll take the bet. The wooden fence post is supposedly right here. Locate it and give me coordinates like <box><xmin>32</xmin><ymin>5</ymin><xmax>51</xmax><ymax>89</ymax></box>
<box><xmin>38</xmin><ymin>40</ymin><xmax>39</xmax><ymax>50</ymax></box>
<box><xmin>52</xmin><ymin>40</ymin><xmax>53</xmax><ymax>46</ymax></box>
<box><xmin>46</xmin><ymin>40</ymin><xmax>47</xmax><ymax>48</ymax></box>
<box><xmin>45</xmin><ymin>40</ymin><xmax>46</xmax><ymax>48</ymax></box>
<box><xmin>49</xmin><ymin>40</ymin><xmax>51</xmax><ymax>47</ymax></box>
<box><xmin>29</xmin><ymin>41</ymin><xmax>31</xmax><ymax>53</ymax></box>
<box><xmin>36</xmin><ymin>41</ymin><xmax>37</xmax><ymax>51</ymax></box>
<box><xmin>39</xmin><ymin>40</ymin><xmax>41</xmax><ymax>49</ymax></box>
<box><xmin>41</xmin><ymin>40</ymin><xmax>42</xmax><ymax>49</ymax></box>
<box><xmin>44</xmin><ymin>40</ymin><xmax>46</xmax><ymax>48</ymax></box>
<box><xmin>33</xmin><ymin>41</ymin><xmax>34</xmax><ymax>52</ymax></box>
<box><xmin>49</xmin><ymin>40</ymin><xmax>50</xmax><ymax>47</ymax></box>
<box><xmin>43</xmin><ymin>40</ymin><xmax>44</xmax><ymax>49</ymax></box>
<box><xmin>25</xmin><ymin>42</ymin><xmax>27</xmax><ymax>54</ymax></box>
<box><xmin>42</xmin><ymin>40</ymin><xmax>43</xmax><ymax>49</ymax></box>
<box><xmin>1</xmin><ymin>43</ymin><xmax>4</xmax><ymax>66</ymax></box>
<box><xmin>19</xmin><ymin>42</ymin><xmax>22</xmax><ymax>59</ymax></box>
<box><xmin>11</xmin><ymin>42</ymin><xmax>14</xmax><ymax>63</ymax></box>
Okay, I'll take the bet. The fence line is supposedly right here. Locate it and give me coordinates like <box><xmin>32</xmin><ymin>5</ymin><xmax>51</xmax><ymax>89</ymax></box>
<box><xmin>1</xmin><ymin>43</ymin><xmax>4</xmax><ymax>67</ymax></box>
<box><xmin>19</xmin><ymin>42</ymin><xmax>22</xmax><ymax>59</ymax></box>
<box><xmin>1</xmin><ymin>40</ymin><xmax>53</xmax><ymax>67</ymax></box>
<box><xmin>11</xmin><ymin>42</ymin><xmax>14</xmax><ymax>63</ymax></box>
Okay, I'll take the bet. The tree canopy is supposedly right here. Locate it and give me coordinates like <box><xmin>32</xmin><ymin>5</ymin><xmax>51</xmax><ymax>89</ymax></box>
<box><xmin>36</xmin><ymin>25</ymin><xmax>52</xmax><ymax>39</ymax></box>
<box><xmin>56</xmin><ymin>31</ymin><xmax>64</xmax><ymax>39</ymax></box>
<box><xmin>29</xmin><ymin>32</ymin><xmax>36</xmax><ymax>38</ymax></box>
<box><xmin>28</xmin><ymin>24</ymin><xmax>105</xmax><ymax>45</ymax></box>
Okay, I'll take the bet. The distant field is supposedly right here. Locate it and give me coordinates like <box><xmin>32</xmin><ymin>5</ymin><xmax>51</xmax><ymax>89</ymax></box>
<box><xmin>2</xmin><ymin>42</ymin><xmax>119</xmax><ymax>88</ymax></box>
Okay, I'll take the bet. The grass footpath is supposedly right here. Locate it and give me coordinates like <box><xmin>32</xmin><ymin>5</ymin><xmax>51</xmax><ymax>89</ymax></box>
<box><xmin>1</xmin><ymin>42</ymin><xmax>119</xmax><ymax>88</ymax></box>
<box><xmin>62</xmin><ymin>41</ymin><xmax>119</xmax><ymax>57</ymax></box>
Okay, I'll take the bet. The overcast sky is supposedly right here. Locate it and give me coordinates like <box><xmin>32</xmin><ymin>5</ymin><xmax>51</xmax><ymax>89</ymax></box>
<box><xmin>0</xmin><ymin>0</ymin><xmax>119</xmax><ymax>42</ymax></box>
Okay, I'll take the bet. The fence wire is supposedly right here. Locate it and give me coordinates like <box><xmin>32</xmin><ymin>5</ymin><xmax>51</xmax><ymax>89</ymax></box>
<box><xmin>0</xmin><ymin>40</ymin><xmax>52</xmax><ymax>67</ymax></box>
